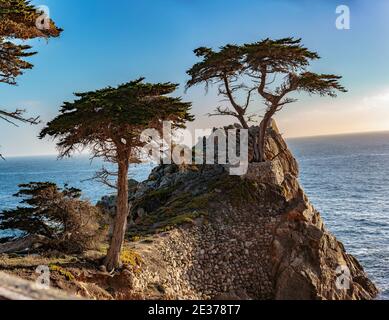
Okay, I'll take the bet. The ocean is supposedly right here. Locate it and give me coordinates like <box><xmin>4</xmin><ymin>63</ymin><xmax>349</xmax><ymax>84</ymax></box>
<box><xmin>0</xmin><ymin>132</ymin><xmax>388</xmax><ymax>299</ymax></box>
<box><xmin>288</xmin><ymin>132</ymin><xmax>389</xmax><ymax>300</ymax></box>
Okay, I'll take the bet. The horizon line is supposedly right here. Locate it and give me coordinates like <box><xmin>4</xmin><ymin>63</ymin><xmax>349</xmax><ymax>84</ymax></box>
<box><xmin>286</xmin><ymin>128</ymin><xmax>389</xmax><ymax>140</ymax></box>
<box><xmin>4</xmin><ymin>128</ymin><xmax>389</xmax><ymax>158</ymax></box>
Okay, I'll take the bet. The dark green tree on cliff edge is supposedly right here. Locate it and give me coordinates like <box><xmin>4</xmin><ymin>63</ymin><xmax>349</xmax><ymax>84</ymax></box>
<box><xmin>186</xmin><ymin>38</ymin><xmax>346</xmax><ymax>162</ymax></box>
<box><xmin>40</xmin><ymin>78</ymin><xmax>193</xmax><ymax>271</ymax></box>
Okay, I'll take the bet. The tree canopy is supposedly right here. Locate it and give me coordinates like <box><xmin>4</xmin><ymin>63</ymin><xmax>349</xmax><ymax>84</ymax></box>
<box><xmin>0</xmin><ymin>0</ymin><xmax>61</xmax><ymax>130</ymax></box>
<box><xmin>186</xmin><ymin>37</ymin><xmax>346</xmax><ymax>161</ymax></box>
<box><xmin>40</xmin><ymin>78</ymin><xmax>194</xmax><ymax>161</ymax></box>
<box><xmin>0</xmin><ymin>0</ymin><xmax>61</xmax><ymax>85</ymax></box>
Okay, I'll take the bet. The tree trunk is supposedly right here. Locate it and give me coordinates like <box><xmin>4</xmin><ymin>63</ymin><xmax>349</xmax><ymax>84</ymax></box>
<box><xmin>104</xmin><ymin>158</ymin><xmax>129</xmax><ymax>271</ymax></box>
<box><xmin>238</xmin><ymin>114</ymin><xmax>249</xmax><ymax>130</ymax></box>
<box><xmin>257</xmin><ymin>118</ymin><xmax>268</xmax><ymax>162</ymax></box>
<box><xmin>254</xmin><ymin>113</ymin><xmax>273</xmax><ymax>162</ymax></box>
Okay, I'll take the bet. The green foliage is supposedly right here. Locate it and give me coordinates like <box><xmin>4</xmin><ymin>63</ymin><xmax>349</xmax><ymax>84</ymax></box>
<box><xmin>187</xmin><ymin>37</ymin><xmax>345</xmax><ymax>95</ymax></box>
<box><xmin>129</xmin><ymin>184</ymin><xmax>211</xmax><ymax>238</ymax></box>
<box><xmin>186</xmin><ymin>44</ymin><xmax>251</xmax><ymax>128</ymax></box>
<box><xmin>0</xmin><ymin>182</ymin><xmax>105</xmax><ymax>253</ymax></box>
<box><xmin>186</xmin><ymin>37</ymin><xmax>346</xmax><ymax>130</ymax></box>
<box><xmin>39</xmin><ymin>78</ymin><xmax>194</xmax><ymax>162</ymax></box>
<box><xmin>243</xmin><ymin>38</ymin><xmax>320</xmax><ymax>73</ymax></box>
<box><xmin>0</xmin><ymin>0</ymin><xmax>61</xmax><ymax>85</ymax></box>
<box><xmin>0</xmin><ymin>39</ymin><xmax>35</xmax><ymax>85</ymax></box>
<box><xmin>0</xmin><ymin>0</ymin><xmax>61</xmax><ymax>39</ymax></box>
<box><xmin>0</xmin><ymin>182</ymin><xmax>78</xmax><ymax>237</ymax></box>
<box><xmin>187</xmin><ymin>44</ymin><xmax>244</xmax><ymax>89</ymax></box>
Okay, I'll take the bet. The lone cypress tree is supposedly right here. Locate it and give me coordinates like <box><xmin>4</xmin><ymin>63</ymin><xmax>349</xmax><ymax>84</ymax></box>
<box><xmin>186</xmin><ymin>38</ymin><xmax>347</xmax><ymax>162</ymax></box>
<box><xmin>40</xmin><ymin>78</ymin><xmax>193</xmax><ymax>270</ymax></box>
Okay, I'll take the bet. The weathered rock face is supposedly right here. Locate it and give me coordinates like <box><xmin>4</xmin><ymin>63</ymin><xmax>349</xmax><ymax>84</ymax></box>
<box><xmin>101</xmin><ymin>122</ymin><xmax>378</xmax><ymax>300</ymax></box>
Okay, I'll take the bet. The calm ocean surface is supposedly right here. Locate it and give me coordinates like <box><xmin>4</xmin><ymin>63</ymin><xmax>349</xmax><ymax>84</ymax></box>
<box><xmin>288</xmin><ymin>132</ymin><xmax>389</xmax><ymax>300</ymax></box>
<box><xmin>1</xmin><ymin>132</ymin><xmax>388</xmax><ymax>299</ymax></box>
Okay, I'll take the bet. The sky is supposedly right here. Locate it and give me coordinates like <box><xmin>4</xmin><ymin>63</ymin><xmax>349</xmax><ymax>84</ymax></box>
<box><xmin>2</xmin><ymin>0</ymin><xmax>389</xmax><ymax>156</ymax></box>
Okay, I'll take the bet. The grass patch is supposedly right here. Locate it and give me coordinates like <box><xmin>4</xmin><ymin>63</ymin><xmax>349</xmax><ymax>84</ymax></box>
<box><xmin>128</xmin><ymin>190</ymin><xmax>211</xmax><ymax>238</ymax></box>
<box><xmin>0</xmin><ymin>254</ymin><xmax>75</xmax><ymax>269</ymax></box>
<box><xmin>127</xmin><ymin>170</ymin><xmax>262</xmax><ymax>239</ymax></box>
<box><xmin>207</xmin><ymin>174</ymin><xmax>259</xmax><ymax>206</ymax></box>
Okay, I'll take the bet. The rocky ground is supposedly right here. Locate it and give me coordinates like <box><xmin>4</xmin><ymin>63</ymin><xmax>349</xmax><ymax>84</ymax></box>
<box><xmin>0</xmin><ymin>122</ymin><xmax>379</xmax><ymax>300</ymax></box>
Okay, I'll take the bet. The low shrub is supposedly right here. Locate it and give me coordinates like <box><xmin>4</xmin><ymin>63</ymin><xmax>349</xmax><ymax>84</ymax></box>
<box><xmin>0</xmin><ymin>182</ymin><xmax>106</xmax><ymax>254</ymax></box>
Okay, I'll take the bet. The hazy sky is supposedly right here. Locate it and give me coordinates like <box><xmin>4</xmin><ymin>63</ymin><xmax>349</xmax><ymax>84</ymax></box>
<box><xmin>2</xmin><ymin>0</ymin><xmax>389</xmax><ymax>156</ymax></box>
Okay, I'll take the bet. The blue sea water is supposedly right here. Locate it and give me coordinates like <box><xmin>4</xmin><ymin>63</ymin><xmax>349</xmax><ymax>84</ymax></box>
<box><xmin>0</xmin><ymin>132</ymin><xmax>388</xmax><ymax>299</ymax></box>
<box><xmin>288</xmin><ymin>132</ymin><xmax>389</xmax><ymax>300</ymax></box>
<box><xmin>0</xmin><ymin>156</ymin><xmax>153</xmax><ymax>237</ymax></box>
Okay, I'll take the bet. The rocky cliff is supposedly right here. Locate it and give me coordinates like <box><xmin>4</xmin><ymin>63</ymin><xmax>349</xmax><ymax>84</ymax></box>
<box><xmin>99</xmin><ymin>121</ymin><xmax>378</xmax><ymax>300</ymax></box>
